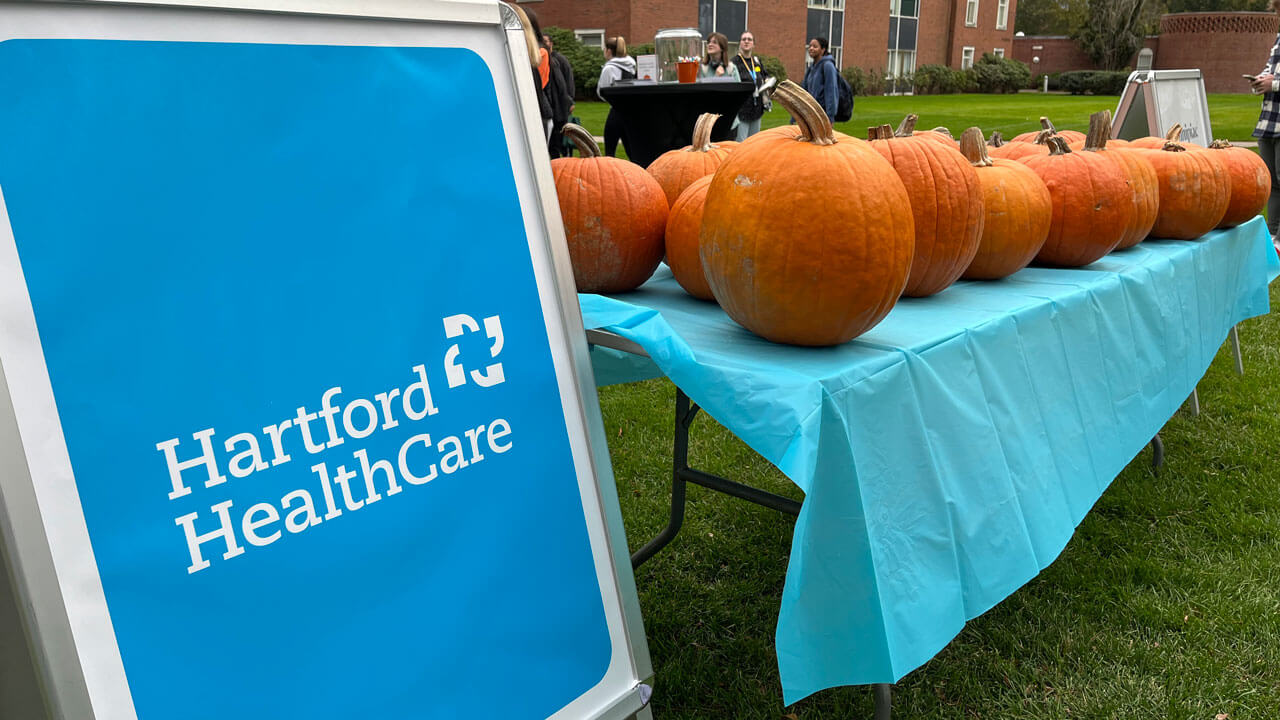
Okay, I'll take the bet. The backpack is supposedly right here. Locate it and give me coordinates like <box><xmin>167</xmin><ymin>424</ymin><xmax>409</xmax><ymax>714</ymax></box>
<box><xmin>620</xmin><ymin>66</ymin><xmax>637</xmax><ymax>81</ymax></box>
<box><xmin>834</xmin><ymin>67</ymin><xmax>853</xmax><ymax>123</ymax></box>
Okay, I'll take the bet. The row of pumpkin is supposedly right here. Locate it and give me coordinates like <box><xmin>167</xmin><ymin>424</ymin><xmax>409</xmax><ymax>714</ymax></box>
<box><xmin>550</xmin><ymin>79</ymin><xmax>1269</xmax><ymax>347</ymax></box>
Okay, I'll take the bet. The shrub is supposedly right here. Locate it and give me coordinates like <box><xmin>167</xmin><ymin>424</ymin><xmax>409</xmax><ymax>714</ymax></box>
<box><xmin>970</xmin><ymin>53</ymin><xmax>1032</xmax><ymax>94</ymax></box>
<box><xmin>546</xmin><ymin>26</ymin><xmax>604</xmax><ymax>99</ymax></box>
<box><xmin>913</xmin><ymin>64</ymin><xmax>969</xmax><ymax>94</ymax></box>
<box><xmin>1059</xmin><ymin>69</ymin><xmax>1130</xmax><ymax>96</ymax></box>
<box><xmin>842</xmin><ymin>66</ymin><xmax>887</xmax><ymax>96</ymax></box>
<box><xmin>629</xmin><ymin>42</ymin><xmax>655</xmax><ymax>56</ymax></box>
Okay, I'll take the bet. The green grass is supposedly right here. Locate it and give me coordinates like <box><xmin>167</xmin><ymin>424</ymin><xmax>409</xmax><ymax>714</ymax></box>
<box><xmin>572</xmin><ymin>92</ymin><xmax>1265</xmax><ymax>146</ymax></box>
<box><xmin>597</xmin><ymin>283</ymin><xmax>1280</xmax><ymax>718</ymax></box>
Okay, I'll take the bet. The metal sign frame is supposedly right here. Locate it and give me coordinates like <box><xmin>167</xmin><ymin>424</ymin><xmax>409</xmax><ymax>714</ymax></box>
<box><xmin>0</xmin><ymin>2</ymin><xmax>651</xmax><ymax>718</ymax></box>
<box><xmin>1113</xmin><ymin>68</ymin><xmax>1214</xmax><ymax>147</ymax></box>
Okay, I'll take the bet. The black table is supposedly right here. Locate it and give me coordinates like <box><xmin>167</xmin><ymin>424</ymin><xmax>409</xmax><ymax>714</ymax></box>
<box><xmin>598</xmin><ymin>80</ymin><xmax>754</xmax><ymax>167</ymax></box>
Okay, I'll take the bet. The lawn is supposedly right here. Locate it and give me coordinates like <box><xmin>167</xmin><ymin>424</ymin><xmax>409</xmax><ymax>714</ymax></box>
<box><xmin>571</xmin><ymin>92</ymin><xmax>1265</xmax><ymax>147</ymax></box>
<box><xmin>602</xmin><ymin>287</ymin><xmax>1280</xmax><ymax>719</ymax></box>
<box><xmin>580</xmin><ymin>90</ymin><xmax>1280</xmax><ymax>718</ymax></box>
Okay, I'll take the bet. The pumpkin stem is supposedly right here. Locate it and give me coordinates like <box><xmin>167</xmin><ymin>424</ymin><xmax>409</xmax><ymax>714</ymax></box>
<box><xmin>1165</xmin><ymin>123</ymin><xmax>1183</xmax><ymax>142</ymax></box>
<box><xmin>866</xmin><ymin>125</ymin><xmax>892</xmax><ymax>141</ymax></box>
<box><xmin>773</xmin><ymin>79</ymin><xmax>835</xmax><ymax>146</ymax></box>
<box><xmin>690</xmin><ymin>113</ymin><xmax>721</xmax><ymax>152</ymax></box>
<box><xmin>894</xmin><ymin>114</ymin><xmax>919</xmax><ymax>137</ymax></box>
<box><xmin>1210</xmin><ymin>139</ymin><xmax>1233</xmax><ymax>149</ymax></box>
<box><xmin>1162</xmin><ymin>140</ymin><xmax>1188</xmax><ymax>153</ymax></box>
<box><xmin>1046</xmin><ymin>136</ymin><xmax>1072</xmax><ymax>155</ymax></box>
<box><xmin>562</xmin><ymin>123</ymin><xmax>601</xmax><ymax>158</ymax></box>
<box><xmin>932</xmin><ymin>126</ymin><xmax>955</xmax><ymax>139</ymax></box>
<box><xmin>1083</xmin><ymin>110</ymin><xmax>1111</xmax><ymax>152</ymax></box>
<box><xmin>1033</xmin><ymin>129</ymin><xmax>1053</xmax><ymax>145</ymax></box>
<box><xmin>1040</xmin><ymin>116</ymin><xmax>1057</xmax><ymax>133</ymax></box>
<box><xmin>960</xmin><ymin>127</ymin><xmax>992</xmax><ymax>167</ymax></box>
<box><xmin>988</xmin><ymin>130</ymin><xmax>1005</xmax><ymax>147</ymax></box>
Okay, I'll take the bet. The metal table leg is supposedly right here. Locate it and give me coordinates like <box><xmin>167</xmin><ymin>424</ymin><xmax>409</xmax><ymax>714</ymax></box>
<box><xmin>1151</xmin><ymin>433</ymin><xmax>1164</xmax><ymax>472</ymax></box>
<box><xmin>874</xmin><ymin>683</ymin><xmax>892</xmax><ymax>720</ymax></box>
<box><xmin>1231</xmin><ymin>325</ymin><xmax>1244</xmax><ymax>375</ymax></box>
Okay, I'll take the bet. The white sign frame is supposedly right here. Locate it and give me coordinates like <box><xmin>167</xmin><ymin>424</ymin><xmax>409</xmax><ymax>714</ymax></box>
<box><xmin>1113</xmin><ymin>68</ymin><xmax>1215</xmax><ymax>147</ymax></box>
<box><xmin>0</xmin><ymin>2</ymin><xmax>651</xmax><ymax>719</ymax></box>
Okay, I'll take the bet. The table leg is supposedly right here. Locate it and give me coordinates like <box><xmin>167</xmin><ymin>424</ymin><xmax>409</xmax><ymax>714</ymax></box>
<box><xmin>1151</xmin><ymin>433</ymin><xmax>1164</xmax><ymax>472</ymax></box>
<box><xmin>630</xmin><ymin>388</ymin><xmax>802</xmax><ymax>568</ymax></box>
<box><xmin>874</xmin><ymin>683</ymin><xmax>892</xmax><ymax>720</ymax></box>
<box><xmin>1231</xmin><ymin>325</ymin><xmax>1244</xmax><ymax>375</ymax></box>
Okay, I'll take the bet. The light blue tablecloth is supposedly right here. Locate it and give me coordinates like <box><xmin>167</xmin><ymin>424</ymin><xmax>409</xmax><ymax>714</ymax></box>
<box><xmin>580</xmin><ymin>218</ymin><xmax>1278</xmax><ymax>703</ymax></box>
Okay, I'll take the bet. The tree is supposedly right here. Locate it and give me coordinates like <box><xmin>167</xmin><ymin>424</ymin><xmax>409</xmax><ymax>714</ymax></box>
<box><xmin>1015</xmin><ymin>0</ymin><xmax>1088</xmax><ymax>35</ymax></box>
<box><xmin>1073</xmin><ymin>0</ymin><xmax>1148</xmax><ymax>71</ymax></box>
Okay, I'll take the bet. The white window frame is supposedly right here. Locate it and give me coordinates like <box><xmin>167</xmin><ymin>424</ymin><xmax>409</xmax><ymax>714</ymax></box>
<box><xmin>890</xmin><ymin>0</ymin><xmax>919</xmax><ymax>18</ymax></box>
<box><xmin>993</xmin><ymin>47</ymin><xmax>1005</xmax><ymax>58</ymax></box>
<box><xmin>965</xmin><ymin>0</ymin><xmax>979</xmax><ymax>27</ymax></box>
<box><xmin>996</xmin><ymin>0</ymin><xmax>1009</xmax><ymax>30</ymax></box>
<box><xmin>574</xmin><ymin>28</ymin><xmax>605</xmax><ymax>51</ymax></box>
<box><xmin>961</xmin><ymin>46</ymin><xmax>975</xmax><ymax>69</ymax></box>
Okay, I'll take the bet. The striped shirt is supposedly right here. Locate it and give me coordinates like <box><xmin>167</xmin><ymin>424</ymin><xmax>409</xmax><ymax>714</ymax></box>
<box><xmin>1254</xmin><ymin>34</ymin><xmax>1280</xmax><ymax>138</ymax></box>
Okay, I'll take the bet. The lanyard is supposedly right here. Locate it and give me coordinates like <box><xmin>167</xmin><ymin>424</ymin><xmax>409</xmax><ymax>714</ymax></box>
<box><xmin>739</xmin><ymin>54</ymin><xmax>758</xmax><ymax>82</ymax></box>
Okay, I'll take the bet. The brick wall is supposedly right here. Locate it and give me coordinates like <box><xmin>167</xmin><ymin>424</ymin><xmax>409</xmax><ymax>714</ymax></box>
<box><xmin>518</xmin><ymin>0</ymin><xmax>634</xmax><ymax>51</ymax></box>
<box><xmin>1012</xmin><ymin>36</ymin><xmax>1160</xmax><ymax>78</ymax></box>
<box><xmin>1156</xmin><ymin>12</ymin><xmax>1278</xmax><ymax>93</ymax></box>
<box><xmin>945</xmin><ymin>0</ymin><xmax>1019</xmax><ymax>67</ymax></box>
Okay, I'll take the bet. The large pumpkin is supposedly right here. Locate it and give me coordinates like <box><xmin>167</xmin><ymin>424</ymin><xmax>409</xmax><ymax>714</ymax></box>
<box><xmin>1012</xmin><ymin>116</ymin><xmax>1085</xmax><ymax>145</ymax></box>
<box><xmin>958</xmin><ymin>127</ymin><xmax>1052</xmax><ymax>279</ymax></box>
<box><xmin>1142</xmin><ymin>139</ymin><xmax>1231</xmax><ymax>239</ymax></box>
<box><xmin>1021</xmin><ymin>136</ymin><xmax>1134</xmax><ymax>266</ymax></box>
<box><xmin>552</xmin><ymin>124</ymin><xmax>669</xmax><ymax>293</ymax></box>
<box><xmin>700</xmin><ymin>81</ymin><xmax>915</xmax><ymax>346</ymax></box>
<box><xmin>647</xmin><ymin>113</ymin><xmax>734</xmax><ymax>206</ymax></box>
<box><xmin>1127</xmin><ymin>124</ymin><xmax>1202</xmax><ymax>151</ymax></box>
<box><xmin>1078</xmin><ymin>111</ymin><xmax>1159</xmax><ymax>250</ymax></box>
<box><xmin>868</xmin><ymin>123</ymin><xmax>984</xmax><ymax>296</ymax></box>
<box><xmin>664</xmin><ymin>175</ymin><xmax>715</xmax><ymax>300</ymax></box>
<box><xmin>1208</xmin><ymin>139</ymin><xmax>1270</xmax><ymax>228</ymax></box>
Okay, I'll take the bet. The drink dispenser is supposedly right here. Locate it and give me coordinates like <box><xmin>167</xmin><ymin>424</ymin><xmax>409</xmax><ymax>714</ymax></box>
<box><xmin>654</xmin><ymin>28</ymin><xmax>703</xmax><ymax>83</ymax></box>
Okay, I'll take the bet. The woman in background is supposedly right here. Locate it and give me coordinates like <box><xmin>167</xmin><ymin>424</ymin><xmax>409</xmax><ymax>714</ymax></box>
<box><xmin>699</xmin><ymin>32</ymin><xmax>740</xmax><ymax>81</ymax></box>
<box><xmin>597</xmin><ymin>35</ymin><xmax>636</xmax><ymax>157</ymax></box>
<box><xmin>730</xmin><ymin>30</ymin><xmax>768</xmax><ymax>140</ymax></box>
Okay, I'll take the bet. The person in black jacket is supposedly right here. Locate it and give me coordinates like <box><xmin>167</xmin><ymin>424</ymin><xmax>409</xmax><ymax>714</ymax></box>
<box><xmin>730</xmin><ymin>31</ymin><xmax>768</xmax><ymax>141</ymax></box>
<box><xmin>545</xmin><ymin>34</ymin><xmax>575</xmax><ymax>158</ymax></box>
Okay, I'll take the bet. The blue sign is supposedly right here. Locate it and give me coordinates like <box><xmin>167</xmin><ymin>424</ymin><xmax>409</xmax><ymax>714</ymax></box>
<box><xmin>0</xmin><ymin>39</ymin><xmax>611</xmax><ymax>718</ymax></box>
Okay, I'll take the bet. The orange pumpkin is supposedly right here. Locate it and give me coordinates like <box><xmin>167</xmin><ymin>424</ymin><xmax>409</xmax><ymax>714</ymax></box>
<box><xmin>868</xmin><ymin>123</ymin><xmax>984</xmax><ymax>296</ymax></box>
<box><xmin>1208</xmin><ymin>139</ymin><xmax>1270</xmax><ymax>228</ymax></box>
<box><xmin>647</xmin><ymin>113</ymin><xmax>734</xmax><ymax>206</ymax></box>
<box><xmin>1021</xmin><ymin>136</ymin><xmax>1135</xmax><ymax>266</ymax></box>
<box><xmin>700</xmin><ymin>81</ymin><xmax>915</xmax><ymax>346</ymax></box>
<box><xmin>1012</xmin><ymin>116</ymin><xmax>1086</xmax><ymax>145</ymax></box>
<box><xmin>958</xmin><ymin>127</ymin><xmax>1052</xmax><ymax>279</ymax></box>
<box><xmin>989</xmin><ymin>129</ymin><xmax>1054</xmax><ymax>162</ymax></box>
<box><xmin>1141</xmin><ymin>139</ymin><xmax>1231</xmax><ymax>239</ymax></box>
<box><xmin>1076</xmin><ymin>111</ymin><xmax>1159</xmax><ymax>250</ymax></box>
<box><xmin>663</xmin><ymin>175</ymin><xmax>715</xmax><ymax>300</ymax></box>
<box><xmin>1127</xmin><ymin>124</ymin><xmax>1204</xmax><ymax>151</ymax></box>
<box><xmin>552</xmin><ymin>124</ymin><xmax>669</xmax><ymax>293</ymax></box>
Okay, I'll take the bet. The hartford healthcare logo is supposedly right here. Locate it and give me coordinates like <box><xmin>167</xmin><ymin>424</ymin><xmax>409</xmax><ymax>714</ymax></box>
<box><xmin>155</xmin><ymin>313</ymin><xmax>510</xmax><ymax>574</ymax></box>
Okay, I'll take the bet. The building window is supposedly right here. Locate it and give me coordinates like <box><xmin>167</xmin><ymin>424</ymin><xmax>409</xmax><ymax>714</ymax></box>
<box><xmin>961</xmin><ymin>46</ymin><xmax>975</xmax><ymax>69</ymax></box>
<box><xmin>575</xmin><ymin>29</ymin><xmax>604</xmax><ymax>51</ymax></box>
<box><xmin>994</xmin><ymin>47</ymin><xmax>1005</xmax><ymax>58</ymax></box>
<box><xmin>965</xmin><ymin>0</ymin><xmax>979</xmax><ymax>27</ymax></box>
<box><xmin>699</xmin><ymin>0</ymin><xmax>749</xmax><ymax>53</ymax></box>
<box><xmin>996</xmin><ymin>0</ymin><xmax>1009</xmax><ymax>30</ymax></box>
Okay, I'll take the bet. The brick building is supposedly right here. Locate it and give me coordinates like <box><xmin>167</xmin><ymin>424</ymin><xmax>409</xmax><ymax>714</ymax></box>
<box><xmin>520</xmin><ymin>0</ymin><xmax>1020</xmax><ymax>82</ymax></box>
<box><xmin>1012</xmin><ymin>12</ymin><xmax>1278</xmax><ymax>94</ymax></box>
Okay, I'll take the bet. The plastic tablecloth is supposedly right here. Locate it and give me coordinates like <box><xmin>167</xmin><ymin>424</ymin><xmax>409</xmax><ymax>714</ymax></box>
<box><xmin>579</xmin><ymin>218</ymin><xmax>1278</xmax><ymax>703</ymax></box>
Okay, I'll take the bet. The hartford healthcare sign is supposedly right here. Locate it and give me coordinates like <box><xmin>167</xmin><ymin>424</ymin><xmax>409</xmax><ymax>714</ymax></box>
<box><xmin>0</xmin><ymin>2</ymin><xmax>650</xmax><ymax>719</ymax></box>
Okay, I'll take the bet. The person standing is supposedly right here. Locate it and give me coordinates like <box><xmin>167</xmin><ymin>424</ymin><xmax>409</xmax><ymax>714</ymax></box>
<box><xmin>522</xmin><ymin>8</ymin><xmax>554</xmax><ymax>141</ymax></box>
<box><xmin>545</xmin><ymin>34</ymin><xmax>575</xmax><ymax>158</ymax></box>
<box><xmin>1251</xmin><ymin>0</ymin><xmax>1280</xmax><ymax>243</ymax></box>
<box><xmin>597</xmin><ymin>36</ymin><xmax>636</xmax><ymax>157</ymax></box>
<box><xmin>731</xmin><ymin>31</ymin><xmax>768</xmax><ymax>141</ymax></box>
<box><xmin>698</xmin><ymin>32</ymin><xmax>740</xmax><ymax>81</ymax></box>
<box><xmin>802</xmin><ymin>37</ymin><xmax>838</xmax><ymax>122</ymax></box>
